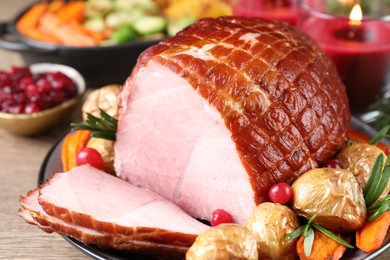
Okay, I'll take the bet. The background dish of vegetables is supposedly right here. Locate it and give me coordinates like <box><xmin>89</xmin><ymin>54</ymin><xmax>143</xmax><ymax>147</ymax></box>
<box><xmin>16</xmin><ymin>0</ymin><xmax>233</xmax><ymax>46</ymax></box>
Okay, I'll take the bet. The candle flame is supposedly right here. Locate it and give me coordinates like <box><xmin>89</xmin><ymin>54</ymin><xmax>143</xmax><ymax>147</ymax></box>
<box><xmin>349</xmin><ymin>3</ymin><xmax>362</xmax><ymax>26</ymax></box>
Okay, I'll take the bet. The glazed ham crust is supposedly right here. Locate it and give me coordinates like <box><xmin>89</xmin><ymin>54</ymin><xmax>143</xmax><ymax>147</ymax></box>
<box><xmin>117</xmin><ymin>16</ymin><xmax>350</xmax><ymax>207</ymax></box>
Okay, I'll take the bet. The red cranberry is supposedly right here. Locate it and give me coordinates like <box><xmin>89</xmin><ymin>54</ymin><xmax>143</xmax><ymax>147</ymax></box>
<box><xmin>0</xmin><ymin>66</ymin><xmax>77</xmax><ymax>114</ymax></box>
<box><xmin>268</xmin><ymin>182</ymin><xmax>292</xmax><ymax>204</ymax></box>
<box><xmin>322</xmin><ymin>159</ymin><xmax>342</xmax><ymax>169</ymax></box>
<box><xmin>210</xmin><ymin>209</ymin><xmax>234</xmax><ymax>226</ymax></box>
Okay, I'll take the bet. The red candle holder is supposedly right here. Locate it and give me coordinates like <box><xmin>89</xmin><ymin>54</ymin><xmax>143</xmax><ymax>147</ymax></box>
<box><xmin>232</xmin><ymin>0</ymin><xmax>299</xmax><ymax>26</ymax></box>
<box><xmin>298</xmin><ymin>0</ymin><xmax>390</xmax><ymax>113</ymax></box>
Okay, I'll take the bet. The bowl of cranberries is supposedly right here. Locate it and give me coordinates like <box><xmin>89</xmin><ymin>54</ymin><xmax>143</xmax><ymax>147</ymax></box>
<box><xmin>0</xmin><ymin>63</ymin><xmax>85</xmax><ymax>136</ymax></box>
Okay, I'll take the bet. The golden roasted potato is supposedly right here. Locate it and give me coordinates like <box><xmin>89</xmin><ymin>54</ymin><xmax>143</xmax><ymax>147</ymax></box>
<box><xmin>337</xmin><ymin>143</ymin><xmax>390</xmax><ymax>202</ymax></box>
<box><xmin>246</xmin><ymin>202</ymin><xmax>299</xmax><ymax>260</ymax></box>
<box><xmin>82</xmin><ymin>84</ymin><xmax>121</xmax><ymax>121</ymax></box>
<box><xmin>186</xmin><ymin>224</ymin><xmax>258</xmax><ymax>260</ymax></box>
<box><xmin>86</xmin><ymin>137</ymin><xmax>115</xmax><ymax>174</ymax></box>
<box><xmin>291</xmin><ymin>168</ymin><xmax>366</xmax><ymax>233</ymax></box>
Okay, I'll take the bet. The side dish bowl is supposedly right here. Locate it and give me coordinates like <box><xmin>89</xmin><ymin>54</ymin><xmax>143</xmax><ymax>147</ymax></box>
<box><xmin>0</xmin><ymin>1</ymin><xmax>162</xmax><ymax>87</ymax></box>
<box><xmin>0</xmin><ymin>63</ymin><xmax>85</xmax><ymax>136</ymax></box>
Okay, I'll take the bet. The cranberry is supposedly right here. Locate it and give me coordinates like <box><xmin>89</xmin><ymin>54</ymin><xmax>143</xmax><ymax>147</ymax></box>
<box><xmin>76</xmin><ymin>147</ymin><xmax>104</xmax><ymax>170</ymax></box>
<box><xmin>268</xmin><ymin>182</ymin><xmax>292</xmax><ymax>204</ymax></box>
<box><xmin>210</xmin><ymin>209</ymin><xmax>234</xmax><ymax>226</ymax></box>
<box><xmin>322</xmin><ymin>159</ymin><xmax>341</xmax><ymax>169</ymax></box>
<box><xmin>24</xmin><ymin>103</ymin><xmax>41</xmax><ymax>113</ymax></box>
<box><xmin>0</xmin><ymin>66</ymin><xmax>77</xmax><ymax>114</ymax></box>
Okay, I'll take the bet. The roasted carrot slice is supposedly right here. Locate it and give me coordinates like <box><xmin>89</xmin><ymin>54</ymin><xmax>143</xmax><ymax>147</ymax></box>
<box><xmin>16</xmin><ymin>2</ymin><xmax>48</xmax><ymax>29</ymax></box>
<box><xmin>48</xmin><ymin>0</ymin><xmax>65</xmax><ymax>13</ymax></box>
<box><xmin>61</xmin><ymin>130</ymin><xmax>91</xmax><ymax>171</ymax></box>
<box><xmin>56</xmin><ymin>0</ymin><xmax>85</xmax><ymax>23</ymax></box>
<box><xmin>297</xmin><ymin>230</ymin><xmax>347</xmax><ymax>260</ymax></box>
<box><xmin>39</xmin><ymin>13</ymin><xmax>96</xmax><ymax>46</ymax></box>
<box><xmin>348</xmin><ymin>129</ymin><xmax>389</xmax><ymax>153</ymax></box>
<box><xmin>356</xmin><ymin>212</ymin><xmax>390</xmax><ymax>253</ymax></box>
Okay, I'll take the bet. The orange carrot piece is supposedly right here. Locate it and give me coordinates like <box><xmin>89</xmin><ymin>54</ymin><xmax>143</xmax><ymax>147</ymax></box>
<box><xmin>297</xmin><ymin>230</ymin><xmax>347</xmax><ymax>260</ymax></box>
<box><xmin>56</xmin><ymin>0</ymin><xmax>85</xmax><ymax>23</ymax></box>
<box><xmin>61</xmin><ymin>130</ymin><xmax>90</xmax><ymax>172</ymax></box>
<box><xmin>39</xmin><ymin>13</ymin><xmax>96</xmax><ymax>46</ymax></box>
<box><xmin>16</xmin><ymin>2</ymin><xmax>61</xmax><ymax>43</ymax></box>
<box><xmin>18</xmin><ymin>28</ymin><xmax>60</xmax><ymax>43</ymax></box>
<box><xmin>16</xmin><ymin>2</ymin><xmax>49</xmax><ymax>30</ymax></box>
<box><xmin>348</xmin><ymin>129</ymin><xmax>389</xmax><ymax>152</ymax></box>
<box><xmin>356</xmin><ymin>212</ymin><xmax>390</xmax><ymax>253</ymax></box>
<box><xmin>48</xmin><ymin>0</ymin><xmax>65</xmax><ymax>13</ymax></box>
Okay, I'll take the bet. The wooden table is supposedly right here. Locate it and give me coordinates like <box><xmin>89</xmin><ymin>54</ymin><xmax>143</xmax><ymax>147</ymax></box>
<box><xmin>0</xmin><ymin>1</ymin><xmax>389</xmax><ymax>259</ymax></box>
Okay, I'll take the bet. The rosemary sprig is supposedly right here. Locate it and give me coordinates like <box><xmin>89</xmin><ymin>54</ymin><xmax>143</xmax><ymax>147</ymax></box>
<box><xmin>368</xmin><ymin>125</ymin><xmax>390</xmax><ymax>145</ymax></box>
<box><xmin>362</xmin><ymin>151</ymin><xmax>390</xmax><ymax>222</ymax></box>
<box><xmin>71</xmin><ymin>108</ymin><xmax>118</xmax><ymax>141</ymax></box>
<box><xmin>367</xmin><ymin>97</ymin><xmax>390</xmax><ymax>130</ymax></box>
<box><xmin>286</xmin><ymin>214</ymin><xmax>353</xmax><ymax>257</ymax></box>
<box><xmin>363</xmin><ymin>154</ymin><xmax>390</xmax><ymax>207</ymax></box>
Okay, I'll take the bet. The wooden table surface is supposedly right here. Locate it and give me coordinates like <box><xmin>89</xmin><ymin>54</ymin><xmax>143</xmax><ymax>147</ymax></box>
<box><xmin>0</xmin><ymin>1</ymin><xmax>389</xmax><ymax>259</ymax></box>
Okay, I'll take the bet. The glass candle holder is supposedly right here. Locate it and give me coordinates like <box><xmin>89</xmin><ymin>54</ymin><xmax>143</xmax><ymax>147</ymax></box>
<box><xmin>298</xmin><ymin>0</ymin><xmax>390</xmax><ymax>113</ymax></box>
<box><xmin>232</xmin><ymin>0</ymin><xmax>299</xmax><ymax>26</ymax></box>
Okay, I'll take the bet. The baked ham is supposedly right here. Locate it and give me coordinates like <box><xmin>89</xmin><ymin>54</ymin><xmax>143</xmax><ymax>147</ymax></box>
<box><xmin>19</xmin><ymin>165</ymin><xmax>209</xmax><ymax>257</ymax></box>
<box><xmin>115</xmin><ymin>17</ymin><xmax>350</xmax><ymax>225</ymax></box>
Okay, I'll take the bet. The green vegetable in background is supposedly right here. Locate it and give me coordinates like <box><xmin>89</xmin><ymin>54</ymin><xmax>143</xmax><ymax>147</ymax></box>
<box><xmin>133</xmin><ymin>16</ymin><xmax>167</xmax><ymax>36</ymax></box>
<box><xmin>109</xmin><ymin>26</ymin><xmax>136</xmax><ymax>43</ymax></box>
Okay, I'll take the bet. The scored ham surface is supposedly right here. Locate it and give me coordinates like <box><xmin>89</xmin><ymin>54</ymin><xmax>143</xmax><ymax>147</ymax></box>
<box><xmin>19</xmin><ymin>165</ymin><xmax>209</xmax><ymax>257</ymax></box>
<box><xmin>115</xmin><ymin>17</ymin><xmax>350</xmax><ymax>224</ymax></box>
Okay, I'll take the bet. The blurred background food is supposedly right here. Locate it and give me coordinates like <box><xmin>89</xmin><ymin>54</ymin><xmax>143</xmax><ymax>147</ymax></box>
<box><xmin>15</xmin><ymin>0</ymin><xmax>233</xmax><ymax>46</ymax></box>
<box><xmin>0</xmin><ymin>0</ymin><xmax>233</xmax><ymax>86</ymax></box>
<box><xmin>0</xmin><ymin>63</ymin><xmax>85</xmax><ymax>135</ymax></box>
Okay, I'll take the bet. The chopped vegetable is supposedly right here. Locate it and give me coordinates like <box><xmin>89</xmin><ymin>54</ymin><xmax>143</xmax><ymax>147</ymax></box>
<box><xmin>287</xmin><ymin>214</ymin><xmax>353</xmax><ymax>254</ymax></box>
<box><xmin>56</xmin><ymin>0</ymin><xmax>85</xmax><ymax>23</ymax></box>
<box><xmin>109</xmin><ymin>26</ymin><xmax>136</xmax><ymax>43</ymax></box>
<box><xmin>297</xmin><ymin>229</ymin><xmax>347</xmax><ymax>260</ymax></box>
<box><xmin>133</xmin><ymin>16</ymin><xmax>167</xmax><ymax>36</ymax></box>
<box><xmin>61</xmin><ymin>130</ymin><xmax>91</xmax><ymax>171</ymax></box>
<box><xmin>356</xmin><ymin>212</ymin><xmax>390</xmax><ymax>253</ymax></box>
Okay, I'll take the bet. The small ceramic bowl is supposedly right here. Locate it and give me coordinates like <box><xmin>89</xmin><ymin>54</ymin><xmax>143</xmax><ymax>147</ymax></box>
<box><xmin>0</xmin><ymin>63</ymin><xmax>86</xmax><ymax>136</ymax></box>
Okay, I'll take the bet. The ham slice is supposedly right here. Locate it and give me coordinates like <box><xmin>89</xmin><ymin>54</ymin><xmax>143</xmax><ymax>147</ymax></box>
<box><xmin>115</xmin><ymin>17</ymin><xmax>350</xmax><ymax>224</ymax></box>
<box><xmin>19</xmin><ymin>165</ymin><xmax>209</xmax><ymax>257</ymax></box>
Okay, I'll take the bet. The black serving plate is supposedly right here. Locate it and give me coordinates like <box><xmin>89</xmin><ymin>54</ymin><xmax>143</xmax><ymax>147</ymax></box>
<box><xmin>38</xmin><ymin>117</ymin><xmax>390</xmax><ymax>259</ymax></box>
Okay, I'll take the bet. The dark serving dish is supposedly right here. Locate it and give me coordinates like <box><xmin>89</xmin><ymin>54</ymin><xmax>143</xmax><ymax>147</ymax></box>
<box><xmin>38</xmin><ymin>116</ymin><xmax>390</xmax><ymax>259</ymax></box>
<box><xmin>0</xmin><ymin>1</ymin><xmax>161</xmax><ymax>87</ymax></box>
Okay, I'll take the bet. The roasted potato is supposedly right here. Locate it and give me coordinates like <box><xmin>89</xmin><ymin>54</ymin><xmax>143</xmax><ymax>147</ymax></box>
<box><xmin>337</xmin><ymin>143</ymin><xmax>390</xmax><ymax>202</ymax></box>
<box><xmin>186</xmin><ymin>224</ymin><xmax>258</xmax><ymax>260</ymax></box>
<box><xmin>82</xmin><ymin>84</ymin><xmax>121</xmax><ymax>121</ymax></box>
<box><xmin>291</xmin><ymin>168</ymin><xmax>366</xmax><ymax>233</ymax></box>
<box><xmin>246</xmin><ymin>202</ymin><xmax>299</xmax><ymax>260</ymax></box>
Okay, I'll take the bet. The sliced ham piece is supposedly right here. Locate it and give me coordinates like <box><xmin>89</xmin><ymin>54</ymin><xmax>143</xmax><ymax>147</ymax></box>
<box><xmin>18</xmin><ymin>165</ymin><xmax>209</xmax><ymax>257</ymax></box>
<box><xmin>19</xmin><ymin>188</ymin><xmax>192</xmax><ymax>258</ymax></box>
<box><xmin>115</xmin><ymin>17</ymin><xmax>350</xmax><ymax>224</ymax></box>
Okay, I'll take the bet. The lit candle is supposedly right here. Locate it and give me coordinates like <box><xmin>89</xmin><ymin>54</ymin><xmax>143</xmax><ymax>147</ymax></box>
<box><xmin>299</xmin><ymin>2</ymin><xmax>390</xmax><ymax>113</ymax></box>
<box><xmin>233</xmin><ymin>0</ymin><xmax>298</xmax><ymax>26</ymax></box>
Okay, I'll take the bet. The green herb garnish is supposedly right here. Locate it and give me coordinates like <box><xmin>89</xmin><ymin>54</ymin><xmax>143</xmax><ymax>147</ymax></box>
<box><xmin>369</xmin><ymin>125</ymin><xmax>390</xmax><ymax>145</ymax></box>
<box><xmin>362</xmin><ymin>151</ymin><xmax>390</xmax><ymax>222</ymax></box>
<box><xmin>286</xmin><ymin>214</ymin><xmax>353</xmax><ymax>257</ymax></box>
<box><xmin>71</xmin><ymin>108</ymin><xmax>117</xmax><ymax>141</ymax></box>
<box><xmin>363</xmin><ymin>154</ymin><xmax>390</xmax><ymax>207</ymax></box>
